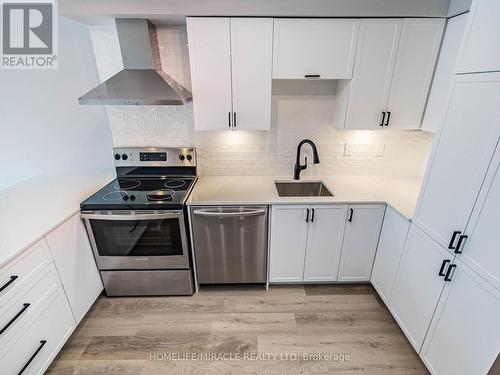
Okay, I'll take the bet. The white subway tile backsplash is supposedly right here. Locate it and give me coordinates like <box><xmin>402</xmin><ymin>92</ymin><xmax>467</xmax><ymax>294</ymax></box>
<box><xmin>89</xmin><ymin>24</ymin><xmax>435</xmax><ymax>178</ymax></box>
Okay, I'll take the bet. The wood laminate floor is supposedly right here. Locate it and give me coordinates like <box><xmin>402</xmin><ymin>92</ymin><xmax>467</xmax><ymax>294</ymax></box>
<box><xmin>47</xmin><ymin>284</ymin><xmax>428</xmax><ymax>374</ymax></box>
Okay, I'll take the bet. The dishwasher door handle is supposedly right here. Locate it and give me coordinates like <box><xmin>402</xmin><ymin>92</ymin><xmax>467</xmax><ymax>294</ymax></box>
<box><xmin>192</xmin><ymin>209</ymin><xmax>266</xmax><ymax>218</ymax></box>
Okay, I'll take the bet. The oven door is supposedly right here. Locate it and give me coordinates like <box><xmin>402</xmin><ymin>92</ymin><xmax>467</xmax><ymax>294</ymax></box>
<box><xmin>81</xmin><ymin>211</ymin><xmax>190</xmax><ymax>270</ymax></box>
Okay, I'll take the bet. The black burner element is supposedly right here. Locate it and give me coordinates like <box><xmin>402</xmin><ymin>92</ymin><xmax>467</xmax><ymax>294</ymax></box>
<box><xmin>102</xmin><ymin>191</ymin><xmax>130</xmax><ymax>201</ymax></box>
<box><xmin>164</xmin><ymin>179</ymin><xmax>186</xmax><ymax>189</ymax></box>
<box><xmin>146</xmin><ymin>189</ymin><xmax>175</xmax><ymax>201</ymax></box>
<box><xmin>114</xmin><ymin>179</ymin><xmax>141</xmax><ymax>190</ymax></box>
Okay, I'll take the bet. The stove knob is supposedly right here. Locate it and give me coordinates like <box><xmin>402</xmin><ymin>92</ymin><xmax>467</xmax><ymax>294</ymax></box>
<box><xmin>123</xmin><ymin>195</ymin><xmax>129</xmax><ymax>201</ymax></box>
<box><xmin>114</xmin><ymin>153</ymin><xmax>121</xmax><ymax>160</ymax></box>
<box><xmin>130</xmin><ymin>195</ymin><xmax>136</xmax><ymax>201</ymax></box>
<box><xmin>179</xmin><ymin>154</ymin><xmax>185</xmax><ymax>161</ymax></box>
<box><xmin>186</xmin><ymin>154</ymin><xmax>193</xmax><ymax>162</ymax></box>
<box><xmin>121</xmin><ymin>154</ymin><xmax>128</xmax><ymax>160</ymax></box>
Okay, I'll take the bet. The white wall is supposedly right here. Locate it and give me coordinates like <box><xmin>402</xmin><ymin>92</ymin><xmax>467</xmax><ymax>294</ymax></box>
<box><xmin>0</xmin><ymin>16</ymin><xmax>113</xmax><ymax>190</ymax></box>
<box><xmin>90</xmin><ymin>25</ymin><xmax>434</xmax><ymax>178</ymax></box>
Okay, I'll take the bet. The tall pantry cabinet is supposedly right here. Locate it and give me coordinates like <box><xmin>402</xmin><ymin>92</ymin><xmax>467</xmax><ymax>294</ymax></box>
<box><xmin>388</xmin><ymin>1</ymin><xmax>500</xmax><ymax>373</ymax></box>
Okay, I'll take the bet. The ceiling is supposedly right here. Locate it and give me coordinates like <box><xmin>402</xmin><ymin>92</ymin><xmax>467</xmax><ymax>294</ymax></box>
<box><xmin>60</xmin><ymin>0</ymin><xmax>454</xmax><ymax>25</ymax></box>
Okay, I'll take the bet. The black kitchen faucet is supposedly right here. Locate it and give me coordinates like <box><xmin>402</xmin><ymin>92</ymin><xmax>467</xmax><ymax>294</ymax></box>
<box><xmin>294</xmin><ymin>139</ymin><xmax>320</xmax><ymax>180</ymax></box>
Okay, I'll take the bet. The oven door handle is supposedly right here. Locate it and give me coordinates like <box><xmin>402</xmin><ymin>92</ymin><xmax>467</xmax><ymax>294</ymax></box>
<box><xmin>192</xmin><ymin>209</ymin><xmax>266</xmax><ymax>218</ymax></box>
<box><xmin>81</xmin><ymin>212</ymin><xmax>182</xmax><ymax>221</ymax></box>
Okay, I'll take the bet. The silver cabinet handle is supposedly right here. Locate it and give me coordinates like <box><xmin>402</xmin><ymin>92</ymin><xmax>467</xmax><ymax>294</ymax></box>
<box><xmin>81</xmin><ymin>212</ymin><xmax>182</xmax><ymax>221</ymax></box>
<box><xmin>192</xmin><ymin>209</ymin><xmax>266</xmax><ymax>218</ymax></box>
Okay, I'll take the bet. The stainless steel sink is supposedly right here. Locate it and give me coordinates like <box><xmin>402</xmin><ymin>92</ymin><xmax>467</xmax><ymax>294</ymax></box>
<box><xmin>275</xmin><ymin>181</ymin><xmax>333</xmax><ymax>197</ymax></box>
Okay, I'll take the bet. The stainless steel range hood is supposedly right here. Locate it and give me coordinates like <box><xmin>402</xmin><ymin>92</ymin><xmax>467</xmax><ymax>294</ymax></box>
<box><xmin>79</xmin><ymin>19</ymin><xmax>191</xmax><ymax>105</ymax></box>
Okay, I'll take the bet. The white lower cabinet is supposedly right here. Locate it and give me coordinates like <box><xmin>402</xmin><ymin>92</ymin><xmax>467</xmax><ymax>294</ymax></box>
<box><xmin>371</xmin><ymin>206</ymin><xmax>410</xmax><ymax>304</ymax></box>
<box><xmin>303</xmin><ymin>205</ymin><xmax>347</xmax><ymax>282</ymax></box>
<box><xmin>420</xmin><ymin>258</ymin><xmax>500</xmax><ymax>375</ymax></box>
<box><xmin>269</xmin><ymin>205</ymin><xmax>310</xmax><ymax>282</ymax></box>
<box><xmin>270</xmin><ymin>204</ymin><xmax>383</xmax><ymax>283</ymax></box>
<box><xmin>269</xmin><ymin>205</ymin><xmax>348</xmax><ymax>283</ymax></box>
<box><xmin>389</xmin><ymin>224</ymin><xmax>451</xmax><ymax>351</ymax></box>
<box><xmin>45</xmin><ymin>213</ymin><xmax>103</xmax><ymax>323</ymax></box>
<box><xmin>338</xmin><ymin>205</ymin><xmax>385</xmax><ymax>282</ymax></box>
<box><xmin>0</xmin><ymin>286</ymin><xmax>75</xmax><ymax>375</ymax></box>
<box><xmin>0</xmin><ymin>263</ymin><xmax>60</xmax><ymax>347</ymax></box>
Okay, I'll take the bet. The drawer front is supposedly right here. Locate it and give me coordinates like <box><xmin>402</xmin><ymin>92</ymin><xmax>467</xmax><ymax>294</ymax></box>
<box><xmin>0</xmin><ymin>239</ymin><xmax>52</xmax><ymax>308</ymax></box>
<box><xmin>101</xmin><ymin>270</ymin><xmax>193</xmax><ymax>296</ymax></box>
<box><xmin>0</xmin><ymin>286</ymin><xmax>75</xmax><ymax>375</ymax></box>
<box><xmin>0</xmin><ymin>263</ymin><xmax>60</xmax><ymax>346</ymax></box>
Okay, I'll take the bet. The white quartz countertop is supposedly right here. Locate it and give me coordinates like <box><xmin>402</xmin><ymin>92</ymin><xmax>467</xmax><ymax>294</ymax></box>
<box><xmin>187</xmin><ymin>175</ymin><xmax>423</xmax><ymax>220</ymax></box>
<box><xmin>0</xmin><ymin>173</ymin><xmax>114</xmax><ymax>267</ymax></box>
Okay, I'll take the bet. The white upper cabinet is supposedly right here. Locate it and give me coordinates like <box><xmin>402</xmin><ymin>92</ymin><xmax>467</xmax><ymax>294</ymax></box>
<box><xmin>371</xmin><ymin>206</ymin><xmax>410</xmax><ymax>304</ymax></box>
<box><xmin>187</xmin><ymin>17</ymin><xmax>273</xmax><ymax>131</ymax></box>
<box><xmin>421</xmin><ymin>258</ymin><xmax>500</xmax><ymax>375</ymax></box>
<box><xmin>343</xmin><ymin>19</ymin><xmax>402</xmax><ymax>130</ymax></box>
<box><xmin>385</xmin><ymin>18</ymin><xmax>445</xmax><ymax>128</ymax></box>
<box><xmin>338</xmin><ymin>205</ymin><xmax>385</xmax><ymax>282</ymax></box>
<box><xmin>303</xmin><ymin>205</ymin><xmax>347</xmax><ymax>282</ymax></box>
<box><xmin>414</xmin><ymin>73</ymin><xmax>500</xmax><ymax>250</ymax></box>
<box><xmin>273</xmin><ymin>19</ymin><xmax>359</xmax><ymax>79</ymax></box>
<box><xmin>460</xmin><ymin>154</ymin><xmax>500</xmax><ymax>290</ymax></box>
<box><xmin>342</xmin><ymin>18</ymin><xmax>444</xmax><ymax>129</ymax></box>
<box><xmin>187</xmin><ymin>18</ymin><xmax>232</xmax><ymax>131</ymax></box>
<box><xmin>269</xmin><ymin>205</ymin><xmax>309</xmax><ymax>282</ymax></box>
<box><xmin>456</xmin><ymin>0</ymin><xmax>500</xmax><ymax>74</ymax></box>
<box><xmin>421</xmin><ymin>14</ymin><xmax>468</xmax><ymax>133</ymax></box>
<box><xmin>389</xmin><ymin>224</ymin><xmax>450</xmax><ymax>352</ymax></box>
<box><xmin>45</xmin><ymin>213</ymin><xmax>103</xmax><ymax>323</ymax></box>
<box><xmin>230</xmin><ymin>18</ymin><xmax>273</xmax><ymax>131</ymax></box>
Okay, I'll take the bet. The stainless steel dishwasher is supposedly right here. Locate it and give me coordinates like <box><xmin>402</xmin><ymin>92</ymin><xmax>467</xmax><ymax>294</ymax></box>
<box><xmin>190</xmin><ymin>206</ymin><xmax>268</xmax><ymax>284</ymax></box>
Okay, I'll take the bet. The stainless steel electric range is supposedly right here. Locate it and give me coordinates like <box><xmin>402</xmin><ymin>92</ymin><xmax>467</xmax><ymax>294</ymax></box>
<box><xmin>80</xmin><ymin>147</ymin><xmax>197</xmax><ymax>296</ymax></box>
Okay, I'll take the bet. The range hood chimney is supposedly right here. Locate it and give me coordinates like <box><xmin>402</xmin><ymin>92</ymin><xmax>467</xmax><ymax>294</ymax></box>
<box><xmin>79</xmin><ymin>19</ymin><xmax>192</xmax><ymax>105</ymax></box>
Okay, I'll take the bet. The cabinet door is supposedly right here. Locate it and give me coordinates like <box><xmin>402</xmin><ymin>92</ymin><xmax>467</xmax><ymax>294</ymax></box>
<box><xmin>389</xmin><ymin>225</ymin><xmax>450</xmax><ymax>352</ymax></box>
<box><xmin>343</xmin><ymin>19</ymin><xmax>402</xmax><ymax>130</ymax></box>
<box><xmin>421</xmin><ymin>14</ymin><xmax>468</xmax><ymax>133</ymax></box>
<box><xmin>338</xmin><ymin>205</ymin><xmax>385</xmax><ymax>282</ymax></box>
<box><xmin>187</xmin><ymin>17</ymin><xmax>233</xmax><ymax>131</ymax></box>
<box><xmin>303</xmin><ymin>205</ymin><xmax>347</xmax><ymax>282</ymax></box>
<box><xmin>273</xmin><ymin>19</ymin><xmax>359</xmax><ymax>79</ymax></box>
<box><xmin>269</xmin><ymin>205</ymin><xmax>309</xmax><ymax>282</ymax></box>
<box><xmin>415</xmin><ymin>73</ymin><xmax>500</xmax><ymax>250</ymax></box>
<box><xmin>421</xmin><ymin>258</ymin><xmax>500</xmax><ymax>375</ymax></box>
<box><xmin>386</xmin><ymin>18</ymin><xmax>445</xmax><ymax>128</ymax></box>
<box><xmin>460</xmin><ymin>156</ymin><xmax>500</xmax><ymax>290</ymax></box>
<box><xmin>230</xmin><ymin>18</ymin><xmax>273</xmax><ymax>131</ymax></box>
<box><xmin>45</xmin><ymin>214</ymin><xmax>103</xmax><ymax>323</ymax></box>
<box><xmin>371</xmin><ymin>206</ymin><xmax>410</xmax><ymax>304</ymax></box>
<box><xmin>456</xmin><ymin>0</ymin><xmax>500</xmax><ymax>74</ymax></box>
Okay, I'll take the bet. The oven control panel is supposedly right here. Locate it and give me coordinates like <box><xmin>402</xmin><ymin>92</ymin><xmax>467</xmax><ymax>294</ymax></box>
<box><xmin>113</xmin><ymin>147</ymin><xmax>196</xmax><ymax>167</ymax></box>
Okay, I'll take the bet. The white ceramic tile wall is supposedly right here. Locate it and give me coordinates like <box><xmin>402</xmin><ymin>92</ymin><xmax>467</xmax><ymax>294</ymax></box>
<box><xmin>90</xmin><ymin>25</ymin><xmax>434</xmax><ymax>178</ymax></box>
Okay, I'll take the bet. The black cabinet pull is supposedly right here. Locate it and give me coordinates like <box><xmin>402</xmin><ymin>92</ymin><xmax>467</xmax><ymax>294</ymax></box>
<box><xmin>228</xmin><ymin>112</ymin><xmax>232</xmax><ymax>128</ymax></box>
<box><xmin>311</xmin><ymin>208</ymin><xmax>315</xmax><ymax>222</ymax></box>
<box><xmin>0</xmin><ymin>275</ymin><xmax>18</xmax><ymax>293</ymax></box>
<box><xmin>385</xmin><ymin>111</ymin><xmax>391</xmax><ymax>126</ymax></box>
<box><xmin>233</xmin><ymin>112</ymin><xmax>237</xmax><ymax>128</ymax></box>
<box><xmin>448</xmin><ymin>231</ymin><xmax>461</xmax><ymax>250</ymax></box>
<box><xmin>18</xmin><ymin>340</ymin><xmax>47</xmax><ymax>375</ymax></box>
<box><xmin>438</xmin><ymin>259</ymin><xmax>450</xmax><ymax>277</ymax></box>
<box><xmin>444</xmin><ymin>264</ymin><xmax>457</xmax><ymax>282</ymax></box>
<box><xmin>454</xmin><ymin>235</ymin><xmax>468</xmax><ymax>254</ymax></box>
<box><xmin>305</xmin><ymin>208</ymin><xmax>310</xmax><ymax>222</ymax></box>
<box><xmin>380</xmin><ymin>112</ymin><xmax>386</xmax><ymax>126</ymax></box>
<box><xmin>348</xmin><ymin>208</ymin><xmax>354</xmax><ymax>222</ymax></box>
<box><xmin>304</xmin><ymin>74</ymin><xmax>320</xmax><ymax>79</ymax></box>
<box><xmin>0</xmin><ymin>303</ymin><xmax>30</xmax><ymax>335</ymax></box>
